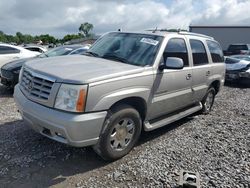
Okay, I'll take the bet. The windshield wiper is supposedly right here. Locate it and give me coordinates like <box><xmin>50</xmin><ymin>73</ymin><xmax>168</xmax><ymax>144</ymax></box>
<box><xmin>102</xmin><ymin>53</ymin><xmax>130</xmax><ymax>64</ymax></box>
<box><xmin>84</xmin><ymin>51</ymin><xmax>100</xmax><ymax>57</ymax></box>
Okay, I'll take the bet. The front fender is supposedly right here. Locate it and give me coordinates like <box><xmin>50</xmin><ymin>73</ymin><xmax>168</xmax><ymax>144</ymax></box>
<box><xmin>91</xmin><ymin>87</ymin><xmax>151</xmax><ymax>111</ymax></box>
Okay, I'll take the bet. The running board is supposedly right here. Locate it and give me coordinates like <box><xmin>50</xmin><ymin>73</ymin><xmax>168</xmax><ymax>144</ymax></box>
<box><xmin>144</xmin><ymin>102</ymin><xmax>202</xmax><ymax>131</ymax></box>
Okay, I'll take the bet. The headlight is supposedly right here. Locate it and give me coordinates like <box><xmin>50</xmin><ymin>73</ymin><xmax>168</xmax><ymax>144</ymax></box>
<box><xmin>54</xmin><ymin>84</ymin><xmax>88</xmax><ymax>112</ymax></box>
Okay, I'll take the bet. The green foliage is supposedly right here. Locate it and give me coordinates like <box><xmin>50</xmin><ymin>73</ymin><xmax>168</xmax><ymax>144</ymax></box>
<box><xmin>0</xmin><ymin>22</ymin><xmax>94</xmax><ymax>44</ymax></box>
<box><xmin>62</xmin><ymin>34</ymin><xmax>82</xmax><ymax>43</ymax></box>
<box><xmin>79</xmin><ymin>22</ymin><xmax>94</xmax><ymax>37</ymax></box>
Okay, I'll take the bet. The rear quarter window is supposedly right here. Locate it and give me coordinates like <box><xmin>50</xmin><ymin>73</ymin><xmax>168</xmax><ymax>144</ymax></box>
<box><xmin>206</xmin><ymin>40</ymin><xmax>224</xmax><ymax>63</ymax></box>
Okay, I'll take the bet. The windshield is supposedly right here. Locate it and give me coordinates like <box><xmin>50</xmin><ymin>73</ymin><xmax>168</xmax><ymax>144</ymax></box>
<box><xmin>225</xmin><ymin>57</ymin><xmax>240</xmax><ymax>64</ymax></box>
<box><xmin>39</xmin><ymin>46</ymin><xmax>79</xmax><ymax>58</ymax></box>
<box><xmin>231</xmin><ymin>55</ymin><xmax>250</xmax><ymax>61</ymax></box>
<box><xmin>87</xmin><ymin>32</ymin><xmax>163</xmax><ymax>66</ymax></box>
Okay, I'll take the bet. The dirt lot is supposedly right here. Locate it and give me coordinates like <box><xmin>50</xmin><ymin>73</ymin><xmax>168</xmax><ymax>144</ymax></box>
<box><xmin>0</xmin><ymin>83</ymin><xmax>249</xmax><ymax>188</ymax></box>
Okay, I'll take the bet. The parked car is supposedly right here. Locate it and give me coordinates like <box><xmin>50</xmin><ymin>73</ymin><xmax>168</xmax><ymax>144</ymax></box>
<box><xmin>0</xmin><ymin>45</ymin><xmax>90</xmax><ymax>87</ymax></box>
<box><xmin>230</xmin><ymin>54</ymin><xmax>250</xmax><ymax>61</ymax></box>
<box><xmin>24</xmin><ymin>45</ymin><xmax>47</xmax><ymax>54</ymax></box>
<box><xmin>0</xmin><ymin>43</ymin><xmax>39</xmax><ymax>68</ymax></box>
<box><xmin>224</xmin><ymin>44</ymin><xmax>250</xmax><ymax>56</ymax></box>
<box><xmin>225</xmin><ymin>56</ymin><xmax>250</xmax><ymax>84</ymax></box>
<box><xmin>14</xmin><ymin>31</ymin><xmax>225</xmax><ymax>160</ymax></box>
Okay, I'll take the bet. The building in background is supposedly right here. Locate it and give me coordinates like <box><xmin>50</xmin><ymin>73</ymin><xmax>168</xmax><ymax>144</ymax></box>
<box><xmin>189</xmin><ymin>26</ymin><xmax>250</xmax><ymax>50</ymax></box>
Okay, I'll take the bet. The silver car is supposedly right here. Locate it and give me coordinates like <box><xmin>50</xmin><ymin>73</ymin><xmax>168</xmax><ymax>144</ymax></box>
<box><xmin>14</xmin><ymin>31</ymin><xmax>225</xmax><ymax>160</ymax></box>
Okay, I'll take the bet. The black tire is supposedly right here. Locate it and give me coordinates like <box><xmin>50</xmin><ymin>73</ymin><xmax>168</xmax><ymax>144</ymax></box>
<box><xmin>201</xmin><ymin>87</ymin><xmax>216</xmax><ymax>114</ymax></box>
<box><xmin>93</xmin><ymin>104</ymin><xmax>142</xmax><ymax>161</ymax></box>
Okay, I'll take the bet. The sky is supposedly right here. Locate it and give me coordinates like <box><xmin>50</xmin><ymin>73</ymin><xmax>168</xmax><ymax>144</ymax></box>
<box><xmin>0</xmin><ymin>0</ymin><xmax>250</xmax><ymax>38</ymax></box>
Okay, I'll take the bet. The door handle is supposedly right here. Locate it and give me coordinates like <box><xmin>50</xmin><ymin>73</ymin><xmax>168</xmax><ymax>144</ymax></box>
<box><xmin>186</xmin><ymin>74</ymin><xmax>192</xmax><ymax>80</ymax></box>
<box><xmin>206</xmin><ymin>71</ymin><xmax>210</xmax><ymax>76</ymax></box>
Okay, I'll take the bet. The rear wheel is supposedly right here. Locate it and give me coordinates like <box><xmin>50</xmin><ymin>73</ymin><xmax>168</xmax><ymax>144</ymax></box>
<box><xmin>201</xmin><ymin>87</ymin><xmax>216</xmax><ymax>114</ymax></box>
<box><xmin>93</xmin><ymin>105</ymin><xmax>142</xmax><ymax>161</ymax></box>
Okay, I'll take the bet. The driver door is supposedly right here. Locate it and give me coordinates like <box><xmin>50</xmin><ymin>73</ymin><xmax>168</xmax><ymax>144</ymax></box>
<box><xmin>148</xmin><ymin>37</ymin><xmax>193</xmax><ymax>120</ymax></box>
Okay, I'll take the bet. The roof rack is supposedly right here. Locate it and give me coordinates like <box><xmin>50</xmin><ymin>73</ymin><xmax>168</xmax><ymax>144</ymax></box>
<box><xmin>145</xmin><ymin>28</ymin><xmax>214</xmax><ymax>39</ymax></box>
<box><xmin>178</xmin><ymin>31</ymin><xmax>214</xmax><ymax>39</ymax></box>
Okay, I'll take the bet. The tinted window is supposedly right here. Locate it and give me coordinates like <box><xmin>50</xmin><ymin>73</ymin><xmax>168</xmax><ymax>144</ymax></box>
<box><xmin>164</xmin><ymin>38</ymin><xmax>189</xmax><ymax>66</ymax></box>
<box><xmin>190</xmin><ymin>39</ymin><xmax>208</xmax><ymax>65</ymax></box>
<box><xmin>0</xmin><ymin>46</ymin><xmax>20</xmax><ymax>54</ymax></box>
<box><xmin>225</xmin><ymin>57</ymin><xmax>240</xmax><ymax>64</ymax></box>
<box><xmin>228</xmin><ymin>45</ymin><xmax>248</xmax><ymax>51</ymax></box>
<box><xmin>206</xmin><ymin>40</ymin><xmax>224</xmax><ymax>62</ymax></box>
<box><xmin>25</xmin><ymin>47</ymin><xmax>42</xmax><ymax>53</ymax></box>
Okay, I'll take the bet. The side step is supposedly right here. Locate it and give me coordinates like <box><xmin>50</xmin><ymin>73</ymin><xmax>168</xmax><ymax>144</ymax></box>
<box><xmin>144</xmin><ymin>102</ymin><xmax>202</xmax><ymax>131</ymax></box>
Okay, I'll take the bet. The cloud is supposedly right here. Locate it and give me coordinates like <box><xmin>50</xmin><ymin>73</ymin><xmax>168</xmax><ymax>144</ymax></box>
<box><xmin>0</xmin><ymin>0</ymin><xmax>250</xmax><ymax>38</ymax></box>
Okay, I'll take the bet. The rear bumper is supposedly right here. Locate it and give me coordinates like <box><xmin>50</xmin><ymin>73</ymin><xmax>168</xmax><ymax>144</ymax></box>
<box><xmin>14</xmin><ymin>85</ymin><xmax>107</xmax><ymax>147</ymax></box>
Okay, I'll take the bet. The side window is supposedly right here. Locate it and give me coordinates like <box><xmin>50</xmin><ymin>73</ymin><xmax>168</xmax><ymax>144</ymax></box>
<box><xmin>190</xmin><ymin>39</ymin><xmax>208</xmax><ymax>66</ymax></box>
<box><xmin>0</xmin><ymin>46</ymin><xmax>20</xmax><ymax>54</ymax></box>
<box><xmin>164</xmin><ymin>38</ymin><xmax>189</xmax><ymax>66</ymax></box>
<box><xmin>206</xmin><ymin>40</ymin><xmax>224</xmax><ymax>63</ymax></box>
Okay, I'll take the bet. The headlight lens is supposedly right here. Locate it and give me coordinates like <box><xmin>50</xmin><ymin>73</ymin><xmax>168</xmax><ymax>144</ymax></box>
<box><xmin>54</xmin><ymin>84</ymin><xmax>87</xmax><ymax>112</ymax></box>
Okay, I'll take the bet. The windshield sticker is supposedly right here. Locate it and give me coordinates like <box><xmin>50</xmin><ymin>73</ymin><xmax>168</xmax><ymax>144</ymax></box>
<box><xmin>140</xmin><ymin>38</ymin><xmax>159</xmax><ymax>46</ymax></box>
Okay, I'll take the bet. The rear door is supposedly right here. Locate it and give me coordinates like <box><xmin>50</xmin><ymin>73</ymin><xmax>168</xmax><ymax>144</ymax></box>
<box><xmin>188</xmin><ymin>38</ymin><xmax>211</xmax><ymax>102</ymax></box>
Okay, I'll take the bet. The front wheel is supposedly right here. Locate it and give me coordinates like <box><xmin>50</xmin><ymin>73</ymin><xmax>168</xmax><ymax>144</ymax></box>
<box><xmin>201</xmin><ymin>87</ymin><xmax>216</xmax><ymax>114</ymax></box>
<box><xmin>93</xmin><ymin>105</ymin><xmax>142</xmax><ymax>161</ymax></box>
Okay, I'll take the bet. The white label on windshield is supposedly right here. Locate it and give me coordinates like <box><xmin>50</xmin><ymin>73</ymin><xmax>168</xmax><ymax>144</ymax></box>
<box><xmin>140</xmin><ymin>38</ymin><xmax>159</xmax><ymax>46</ymax></box>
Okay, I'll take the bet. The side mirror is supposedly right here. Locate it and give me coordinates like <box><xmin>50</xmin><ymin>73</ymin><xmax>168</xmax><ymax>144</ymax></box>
<box><xmin>159</xmin><ymin>57</ymin><xmax>184</xmax><ymax>70</ymax></box>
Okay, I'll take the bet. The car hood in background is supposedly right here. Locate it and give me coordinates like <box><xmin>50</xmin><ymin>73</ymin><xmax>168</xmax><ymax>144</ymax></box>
<box><xmin>24</xmin><ymin>55</ymin><xmax>145</xmax><ymax>84</ymax></box>
<box><xmin>226</xmin><ymin>60</ymin><xmax>250</xmax><ymax>71</ymax></box>
<box><xmin>1</xmin><ymin>57</ymin><xmax>37</xmax><ymax>70</ymax></box>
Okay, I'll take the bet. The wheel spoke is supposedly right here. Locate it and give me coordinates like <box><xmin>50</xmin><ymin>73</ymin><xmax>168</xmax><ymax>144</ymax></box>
<box><xmin>126</xmin><ymin>122</ymin><xmax>134</xmax><ymax>132</ymax></box>
<box><xmin>120</xmin><ymin>139</ymin><xmax>126</xmax><ymax>148</ymax></box>
<box><xmin>125</xmin><ymin>132</ymin><xmax>133</xmax><ymax>140</ymax></box>
<box><xmin>113</xmin><ymin>140</ymin><xmax>120</xmax><ymax>149</ymax></box>
<box><xmin>110</xmin><ymin>132</ymin><xmax>116</xmax><ymax>141</ymax></box>
<box><xmin>121</xmin><ymin>119</ymin><xmax>128</xmax><ymax>127</ymax></box>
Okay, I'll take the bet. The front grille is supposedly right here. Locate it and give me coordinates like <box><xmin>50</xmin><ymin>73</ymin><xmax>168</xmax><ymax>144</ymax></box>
<box><xmin>20</xmin><ymin>68</ymin><xmax>54</xmax><ymax>100</ymax></box>
<box><xmin>1</xmin><ymin>69</ymin><xmax>13</xmax><ymax>79</ymax></box>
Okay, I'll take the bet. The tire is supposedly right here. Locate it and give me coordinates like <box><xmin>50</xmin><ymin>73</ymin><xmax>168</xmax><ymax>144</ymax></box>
<box><xmin>201</xmin><ymin>87</ymin><xmax>216</xmax><ymax>114</ymax></box>
<box><xmin>93</xmin><ymin>104</ymin><xmax>142</xmax><ymax>161</ymax></box>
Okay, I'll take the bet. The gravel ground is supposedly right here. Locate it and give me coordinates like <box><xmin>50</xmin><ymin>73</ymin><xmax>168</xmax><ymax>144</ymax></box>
<box><xmin>0</xmin><ymin>82</ymin><xmax>249</xmax><ymax>188</ymax></box>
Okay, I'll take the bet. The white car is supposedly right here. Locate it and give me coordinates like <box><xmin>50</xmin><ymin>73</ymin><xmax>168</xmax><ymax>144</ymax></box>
<box><xmin>24</xmin><ymin>45</ymin><xmax>47</xmax><ymax>54</ymax></box>
<box><xmin>0</xmin><ymin>43</ymin><xmax>39</xmax><ymax>68</ymax></box>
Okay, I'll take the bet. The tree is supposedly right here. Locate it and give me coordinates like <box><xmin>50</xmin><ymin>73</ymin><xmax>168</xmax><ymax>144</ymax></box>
<box><xmin>79</xmin><ymin>22</ymin><xmax>93</xmax><ymax>37</ymax></box>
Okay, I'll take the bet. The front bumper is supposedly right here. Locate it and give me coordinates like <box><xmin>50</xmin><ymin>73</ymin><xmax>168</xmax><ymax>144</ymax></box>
<box><xmin>225</xmin><ymin>71</ymin><xmax>250</xmax><ymax>81</ymax></box>
<box><xmin>14</xmin><ymin>85</ymin><xmax>107</xmax><ymax>147</ymax></box>
<box><xmin>0</xmin><ymin>69</ymin><xmax>18</xmax><ymax>87</ymax></box>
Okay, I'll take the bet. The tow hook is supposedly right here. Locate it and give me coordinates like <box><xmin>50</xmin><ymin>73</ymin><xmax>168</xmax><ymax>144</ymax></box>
<box><xmin>179</xmin><ymin>170</ymin><xmax>200</xmax><ymax>188</ymax></box>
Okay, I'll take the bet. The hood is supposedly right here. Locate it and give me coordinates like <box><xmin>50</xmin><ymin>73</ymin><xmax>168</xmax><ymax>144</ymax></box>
<box><xmin>25</xmin><ymin>55</ymin><xmax>144</xmax><ymax>84</ymax></box>
<box><xmin>226</xmin><ymin>60</ymin><xmax>250</xmax><ymax>71</ymax></box>
<box><xmin>1</xmin><ymin>57</ymin><xmax>37</xmax><ymax>70</ymax></box>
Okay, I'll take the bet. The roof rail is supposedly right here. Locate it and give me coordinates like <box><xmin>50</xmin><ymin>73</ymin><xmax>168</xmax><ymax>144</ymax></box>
<box><xmin>178</xmin><ymin>31</ymin><xmax>214</xmax><ymax>39</ymax></box>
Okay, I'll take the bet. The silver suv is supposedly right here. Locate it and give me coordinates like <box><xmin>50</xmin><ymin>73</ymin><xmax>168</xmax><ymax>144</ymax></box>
<box><xmin>14</xmin><ymin>31</ymin><xmax>225</xmax><ymax>160</ymax></box>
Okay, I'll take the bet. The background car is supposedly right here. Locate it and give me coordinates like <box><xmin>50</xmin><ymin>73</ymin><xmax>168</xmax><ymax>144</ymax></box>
<box><xmin>225</xmin><ymin>56</ymin><xmax>250</xmax><ymax>84</ymax></box>
<box><xmin>224</xmin><ymin>44</ymin><xmax>250</xmax><ymax>56</ymax></box>
<box><xmin>230</xmin><ymin>54</ymin><xmax>250</xmax><ymax>61</ymax></box>
<box><xmin>0</xmin><ymin>44</ymin><xmax>90</xmax><ymax>88</ymax></box>
<box><xmin>0</xmin><ymin>43</ymin><xmax>40</xmax><ymax>68</ymax></box>
<box><xmin>24</xmin><ymin>45</ymin><xmax>48</xmax><ymax>54</ymax></box>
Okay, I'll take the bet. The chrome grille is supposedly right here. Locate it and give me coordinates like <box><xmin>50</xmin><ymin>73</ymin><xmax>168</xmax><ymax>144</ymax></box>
<box><xmin>20</xmin><ymin>69</ymin><xmax>54</xmax><ymax>100</ymax></box>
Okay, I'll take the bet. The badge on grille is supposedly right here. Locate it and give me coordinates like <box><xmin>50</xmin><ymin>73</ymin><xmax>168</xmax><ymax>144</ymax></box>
<box><xmin>27</xmin><ymin>80</ymin><xmax>34</xmax><ymax>90</ymax></box>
